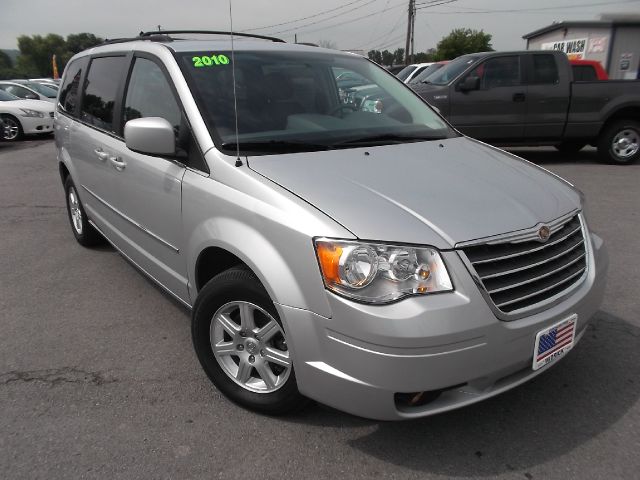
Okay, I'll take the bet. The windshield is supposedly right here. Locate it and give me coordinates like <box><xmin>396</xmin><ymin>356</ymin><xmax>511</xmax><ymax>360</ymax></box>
<box><xmin>426</xmin><ymin>56</ymin><xmax>481</xmax><ymax>85</ymax></box>
<box><xmin>0</xmin><ymin>90</ymin><xmax>18</xmax><ymax>101</ymax></box>
<box><xmin>409</xmin><ymin>63</ymin><xmax>445</xmax><ymax>84</ymax></box>
<box><xmin>179</xmin><ymin>51</ymin><xmax>455</xmax><ymax>155</ymax></box>
<box><xmin>25</xmin><ymin>82</ymin><xmax>57</xmax><ymax>98</ymax></box>
<box><xmin>395</xmin><ymin>65</ymin><xmax>417</xmax><ymax>82</ymax></box>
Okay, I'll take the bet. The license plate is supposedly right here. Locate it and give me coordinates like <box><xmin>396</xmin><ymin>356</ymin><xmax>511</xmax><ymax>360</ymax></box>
<box><xmin>532</xmin><ymin>314</ymin><xmax>577</xmax><ymax>371</ymax></box>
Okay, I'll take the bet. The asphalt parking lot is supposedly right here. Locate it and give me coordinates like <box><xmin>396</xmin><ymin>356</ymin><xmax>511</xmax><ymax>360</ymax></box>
<box><xmin>1</xmin><ymin>138</ymin><xmax>639</xmax><ymax>479</ymax></box>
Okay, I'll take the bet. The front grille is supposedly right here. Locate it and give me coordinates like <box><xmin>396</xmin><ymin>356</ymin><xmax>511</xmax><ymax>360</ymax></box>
<box><xmin>460</xmin><ymin>215</ymin><xmax>587</xmax><ymax>314</ymax></box>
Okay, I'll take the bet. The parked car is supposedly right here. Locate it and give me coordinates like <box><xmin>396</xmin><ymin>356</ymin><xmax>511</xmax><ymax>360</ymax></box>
<box><xmin>386</xmin><ymin>64</ymin><xmax>406</xmax><ymax>75</ymax></box>
<box><xmin>0</xmin><ymin>89</ymin><xmax>54</xmax><ymax>140</ymax></box>
<box><xmin>412</xmin><ymin>50</ymin><xmax>640</xmax><ymax>164</ymax></box>
<box><xmin>396</xmin><ymin>62</ymin><xmax>434</xmax><ymax>83</ymax></box>
<box><xmin>570</xmin><ymin>59</ymin><xmax>608</xmax><ymax>81</ymax></box>
<box><xmin>55</xmin><ymin>32</ymin><xmax>606</xmax><ymax>420</ymax></box>
<box><xmin>0</xmin><ymin>81</ymin><xmax>57</xmax><ymax>103</ymax></box>
<box><xmin>407</xmin><ymin>60</ymin><xmax>450</xmax><ymax>85</ymax></box>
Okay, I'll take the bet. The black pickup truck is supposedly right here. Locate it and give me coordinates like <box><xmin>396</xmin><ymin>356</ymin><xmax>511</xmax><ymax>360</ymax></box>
<box><xmin>411</xmin><ymin>50</ymin><xmax>640</xmax><ymax>164</ymax></box>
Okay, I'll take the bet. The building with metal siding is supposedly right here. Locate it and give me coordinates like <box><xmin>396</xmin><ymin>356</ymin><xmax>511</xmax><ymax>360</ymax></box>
<box><xmin>523</xmin><ymin>17</ymin><xmax>640</xmax><ymax>80</ymax></box>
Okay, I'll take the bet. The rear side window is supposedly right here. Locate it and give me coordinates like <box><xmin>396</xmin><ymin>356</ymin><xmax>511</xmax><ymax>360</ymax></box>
<box><xmin>531</xmin><ymin>55</ymin><xmax>559</xmax><ymax>84</ymax></box>
<box><xmin>58</xmin><ymin>58</ymin><xmax>87</xmax><ymax>116</ymax></box>
<box><xmin>572</xmin><ymin>65</ymin><xmax>597</xmax><ymax>81</ymax></box>
<box><xmin>124</xmin><ymin>57</ymin><xmax>181</xmax><ymax>131</ymax></box>
<box><xmin>80</xmin><ymin>56</ymin><xmax>127</xmax><ymax>132</ymax></box>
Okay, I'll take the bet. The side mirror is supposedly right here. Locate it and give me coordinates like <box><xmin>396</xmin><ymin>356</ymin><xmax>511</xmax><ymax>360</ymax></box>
<box><xmin>457</xmin><ymin>76</ymin><xmax>480</xmax><ymax>92</ymax></box>
<box><xmin>124</xmin><ymin>117</ymin><xmax>176</xmax><ymax>156</ymax></box>
<box><xmin>26</xmin><ymin>93</ymin><xmax>39</xmax><ymax>100</ymax></box>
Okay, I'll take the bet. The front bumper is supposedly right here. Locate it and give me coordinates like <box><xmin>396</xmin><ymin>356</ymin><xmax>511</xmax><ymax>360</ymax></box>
<box><xmin>20</xmin><ymin>115</ymin><xmax>53</xmax><ymax>135</ymax></box>
<box><xmin>277</xmin><ymin>233</ymin><xmax>607</xmax><ymax>420</ymax></box>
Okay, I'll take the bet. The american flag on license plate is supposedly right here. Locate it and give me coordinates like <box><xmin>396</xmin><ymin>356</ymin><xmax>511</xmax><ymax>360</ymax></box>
<box><xmin>537</xmin><ymin>322</ymin><xmax>575</xmax><ymax>362</ymax></box>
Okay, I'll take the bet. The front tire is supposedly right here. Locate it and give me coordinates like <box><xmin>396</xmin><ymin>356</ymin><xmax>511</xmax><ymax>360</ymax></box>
<box><xmin>1</xmin><ymin>115</ymin><xmax>23</xmax><ymax>141</ymax></box>
<box><xmin>64</xmin><ymin>176</ymin><xmax>103</xmax><ymax>246</ymax></box>
<box><xmin>598</xmin><ymin>119</ymin><xmax>640</xmax><ymax>165</ymax></box>
<box><xmin>192</xmin><ymin>266</ymin><xmax>309</xmax><ymax>415</ymax></box>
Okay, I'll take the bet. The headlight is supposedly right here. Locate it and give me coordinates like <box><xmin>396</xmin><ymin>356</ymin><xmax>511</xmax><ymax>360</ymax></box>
<box><xmin>314</xmin><ymin>238</ymin><xmax>453</xmax><ymax>304</ymax></box>
<box><xmin>19</xmin><ymin>108</ymin><xmax>45</xmax><ymax>118</ymax></box>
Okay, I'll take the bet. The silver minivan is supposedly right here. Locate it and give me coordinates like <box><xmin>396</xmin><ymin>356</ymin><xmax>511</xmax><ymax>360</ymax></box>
<box><xmin>55</xmin><ymin>31</ymin><xmax>607</xmax><ymax>420</ymax></box>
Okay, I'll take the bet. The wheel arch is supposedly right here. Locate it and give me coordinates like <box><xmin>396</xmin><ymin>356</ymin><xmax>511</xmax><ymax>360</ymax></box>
<box><xmin>599</xmin><ymin>105</ymin><xmax>640</xmax><ymax>136</ymax></box>
<box><xmin>188</xmin><ymin>218</ymin><xmax>332</xmax><ymax>318</ymax></box>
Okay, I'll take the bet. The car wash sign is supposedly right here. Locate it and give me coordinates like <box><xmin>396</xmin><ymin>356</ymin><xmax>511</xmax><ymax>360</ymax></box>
<box><xmin>541</xmin><ymin>38</ymin><xmax>587</xmax><ymax>60</ymax></box>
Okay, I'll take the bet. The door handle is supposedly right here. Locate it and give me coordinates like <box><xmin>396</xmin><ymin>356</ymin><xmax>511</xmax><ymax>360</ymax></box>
<box><xmin>512</xmin><ymin>92</ymin><xmax>526</xmax><ymax>102</ymax></box>
<box><xmin>94</xmin><ymin>148</ymin><xmax>109</xmax><ymax>161</ymax></box>
<box><xmin>109</xmin><ymin>156</ymin><xmax>127</xmax><ymax>171</ymax></box>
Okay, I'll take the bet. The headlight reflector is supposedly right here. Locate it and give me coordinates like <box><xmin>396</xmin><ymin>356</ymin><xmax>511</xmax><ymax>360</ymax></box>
<box><xmin>19</xmin><ymin>108</ymin><xmax>45</xmax><ymax>118</ymax></box>
<box><xmin>314</xmin><ymin>238</ymin><xmax>453</xmax><ymax>303</ymax></box>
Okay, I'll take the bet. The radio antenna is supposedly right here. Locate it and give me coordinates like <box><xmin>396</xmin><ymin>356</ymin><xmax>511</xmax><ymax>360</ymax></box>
<box><xmin>228</xmin><ymin>0</ymin><xmax>242</xmax><ymax>167</ymax></box>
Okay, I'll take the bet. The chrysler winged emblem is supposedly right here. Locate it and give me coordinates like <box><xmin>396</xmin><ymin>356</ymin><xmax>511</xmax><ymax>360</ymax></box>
<box><xmin>538</xmin><ymin>225</ymin><xmax>551</xmax><ymax>242</ymax></box>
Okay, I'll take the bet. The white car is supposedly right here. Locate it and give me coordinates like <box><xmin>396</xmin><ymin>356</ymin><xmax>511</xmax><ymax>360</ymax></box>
<box><xmin>0</xmin><ymin>81</ymin><xmax>57</xmax><ymax>103</ymax></box>
<box><xmin>396</xmin><ymin>62</ymin><xmax>434</xmax><ymax>83</ymax></box>
<box><xmin>0</xmin><ymin>89</ymin><xmax>54</xmax><ymax>141</ymax></box>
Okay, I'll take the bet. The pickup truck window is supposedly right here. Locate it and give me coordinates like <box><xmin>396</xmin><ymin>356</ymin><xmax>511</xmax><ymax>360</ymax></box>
<box><xmin>531</xmin><ymin>54</ymin><xmax>559</xmax><ymax>85</ymax></box>
<box><xmin>572</xmin><ymin>65</ymin><xmax>597</xmax><ymax>81</ymax></box>
<box><xmin>466</xmin><ymin>56</ymin><xmax>521</xmax><ymax>90</ymax></box>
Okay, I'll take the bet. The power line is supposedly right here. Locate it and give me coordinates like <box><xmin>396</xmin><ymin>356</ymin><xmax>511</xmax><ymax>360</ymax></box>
<box><xmin>266</xmin><ymin>0</ymin><xmax>383</xmax><ymax>35</ymax></box>
<box><xmin>243</xmin><ymin>0</ymin><xmax>373</xmax><ymax>32</ymax></box>
<box><xmin>266</xmin><ymin>1</ymin><xmax>406</xmax><ymax>37</ymax></box>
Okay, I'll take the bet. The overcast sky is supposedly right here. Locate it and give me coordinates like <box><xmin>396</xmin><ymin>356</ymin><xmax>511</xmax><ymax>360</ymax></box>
<box><xmin>1</xmin><ymin>0</ymin><xmax>639</xmax><ymax>53</ymax></box>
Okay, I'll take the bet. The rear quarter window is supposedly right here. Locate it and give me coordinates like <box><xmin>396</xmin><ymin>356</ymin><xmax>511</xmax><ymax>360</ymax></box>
<box><xmin>58</xmin><ymin>58</ymin><xmax>88</xmax><ymax>116</ymax></box>
<box><xmin>572</xmin><ymin>65</ymin><xmax>597</xmax><ymax>82</ymax></box>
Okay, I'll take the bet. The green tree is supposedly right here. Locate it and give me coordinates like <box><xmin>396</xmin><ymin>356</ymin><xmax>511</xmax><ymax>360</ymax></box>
<box><xmin>435</xmin><ymin>28</ymin><xmax>493</xmax><ymax>61</ymax></box>
<box><xmin>16</xmin><ymin>34</ymin><xmax>67</xmax><ymax>77</ymax></box>
<box><xmin>392</xmin><ymin>48</ymin><xmax>405</xmax><ymax>65</ymax></box>
<box><xmin>367</xmin><ymin>49</ymin><xmax>383</xmax><ymax>64</ymax></box>
<box><xmin>66</xmin><ymin>33</ymin><xmax>103</xmax><ymax>54</ymax></box>
<box><xmin>380</xmin><ymin>49</ymin><xmax>394</xmax><ymax>67</ymax></box>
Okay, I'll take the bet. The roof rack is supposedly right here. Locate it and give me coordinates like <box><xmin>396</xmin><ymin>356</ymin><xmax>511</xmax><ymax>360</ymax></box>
<box><xmin>100</xmin><ymin>34</ymin><xmax>173</xmax><ymax>46</ymax></box>
<box><xmin>139</xmin><ymin>30</ymin><xmax>285</xmax><ymax>43</ymax></box>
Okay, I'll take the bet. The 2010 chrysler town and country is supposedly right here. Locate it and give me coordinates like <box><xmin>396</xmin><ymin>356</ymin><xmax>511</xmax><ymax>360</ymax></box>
<box><xmin>54</xmin><ymin>32</ymin><xmax>607</xmax><ymax>420</ymax></box>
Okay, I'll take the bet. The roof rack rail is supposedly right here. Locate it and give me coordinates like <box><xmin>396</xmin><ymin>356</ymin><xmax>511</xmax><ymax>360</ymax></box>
<box><xmin>100</xmin><ymin>34</ymin><xmax>173</xmax><ymax>46</ymax></box>
<box><xmin>139</xmin><ymin>30</ymin><xmax>285</xmax><ymax>43</ymax></box>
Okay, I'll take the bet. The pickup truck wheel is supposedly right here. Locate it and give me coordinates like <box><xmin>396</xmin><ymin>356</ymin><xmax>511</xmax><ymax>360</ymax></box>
<box><xmin>598</xmin><ymin>120</ymin><xmax>640</xmax><ymax>165</ymax></box>
<box><xmin>64</xmin><ymin>176</ymin><xmax>103</xmax><ymax>246</ymax></box>
<box><xmin>555</xmin><ymin>142</ymin><xmax>585</xmax><ymax>154</ymax></box>
<box><xmin>192</xmin><ymin>266</ymin><xmax>309</xmax><ymax>415</ymax></box>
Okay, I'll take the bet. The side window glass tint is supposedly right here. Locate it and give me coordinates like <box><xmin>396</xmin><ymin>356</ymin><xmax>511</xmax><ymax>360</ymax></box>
<box><xmin>532</xmin><ymin>55</ymin><xmax>559</xmax><ymax>84</ymax></box>
<box><xmin>469</xmin><ymin>56</ymin><xmax>521</xmax><ymax>89</ymax></box>
<box><xmin>80</xmin><ymin>56</ymin><xmax>127</xmax><ymax>132</ymax></box>
<box><xmin>59</xmin><ymin>59</ymin><xmax>85</xmax><ymax>115</ymax></box>
<box><xmin>572</xmin><ymin>65</ymin><xmax>596</xmax><ymax>82</ymax></box>
<box><xmin>124</xmin><ymin>57</ymin><xmax>181</xmax><ymax>132</ymax></box>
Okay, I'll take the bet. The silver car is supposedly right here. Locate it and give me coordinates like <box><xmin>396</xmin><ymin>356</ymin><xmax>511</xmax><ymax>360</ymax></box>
<box><xmin>54</xmin><ymin>31</ymin><xmax>607</xmax><ymax>420</ymax></box>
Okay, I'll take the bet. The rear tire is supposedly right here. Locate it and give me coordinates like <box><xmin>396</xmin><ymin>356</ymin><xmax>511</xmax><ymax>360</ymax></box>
<box><xmin>598</xmin><ymin>119</ymin><xmax>640</xmax><ymax>165</ymax></box>
<box><xmin>192</xmin><ymin>266</ymin><xmax>310</xmax><ymax>415</ymax></box>
<box><xmin>1</xmin><ymin>115</ymin><xmax>23</xmax><ymax>141</ymax></box>
<box><xmin>63</xmin><ymin>176</ymin><xmax>103</xmax><ymax>246</ymax></box>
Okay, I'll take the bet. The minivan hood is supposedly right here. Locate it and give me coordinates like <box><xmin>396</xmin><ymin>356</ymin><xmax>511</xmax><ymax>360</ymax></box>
<box><xmin>247</xmin><ymin>137</ymin><xmax>580</xmax><ymax>248</ymax></box>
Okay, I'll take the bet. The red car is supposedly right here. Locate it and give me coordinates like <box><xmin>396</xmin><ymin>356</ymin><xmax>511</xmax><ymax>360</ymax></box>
<box><xmin>570</xmin><ymin>59</ymin><xmax>608</xmax><ymax>81</ymax></box>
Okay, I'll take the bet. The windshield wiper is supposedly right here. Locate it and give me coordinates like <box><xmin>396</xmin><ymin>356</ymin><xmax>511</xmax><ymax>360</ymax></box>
<box><xmin>220</xmin><ymin>140</ymin><xmax>331</xmax><ymax>153</ymax></box>
<box><xmin>332</xmin><ymin>133</ymin><xmax>446</xmax><ymax>147</ymax></box>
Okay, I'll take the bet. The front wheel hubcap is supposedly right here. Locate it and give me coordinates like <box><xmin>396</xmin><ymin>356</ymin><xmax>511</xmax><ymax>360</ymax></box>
<box><xmin>2</xmin><ymin>119</ymin><xmax>19</xmax><ymax>140</ymax></box>
<box><xmin>612</xmin><ymin>129</ymin><xmax>639</xmax><ymax>159</ymax></box>
<box><xmin>210</xmin><ymin>301</ymin><xmax>291</xmax><ymax>393</ymax></box>
<box><xmin>68</xmin><ymin>188</ymin><xmax>83</xmax><ymax>234</ymax></box>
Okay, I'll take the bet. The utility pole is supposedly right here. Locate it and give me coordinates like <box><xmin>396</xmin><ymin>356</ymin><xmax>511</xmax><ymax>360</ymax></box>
<box><xmin>404</xmin><ymin>0</ymin><xmax>416</xmax><ymax>65</ymax></box>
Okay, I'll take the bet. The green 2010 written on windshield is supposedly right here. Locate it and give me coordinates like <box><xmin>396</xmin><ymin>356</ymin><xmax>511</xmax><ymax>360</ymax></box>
<box><xmin>192</xmin><ymin>54</ymin><xmax>230</xmax><ymax>67</ymax></box>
